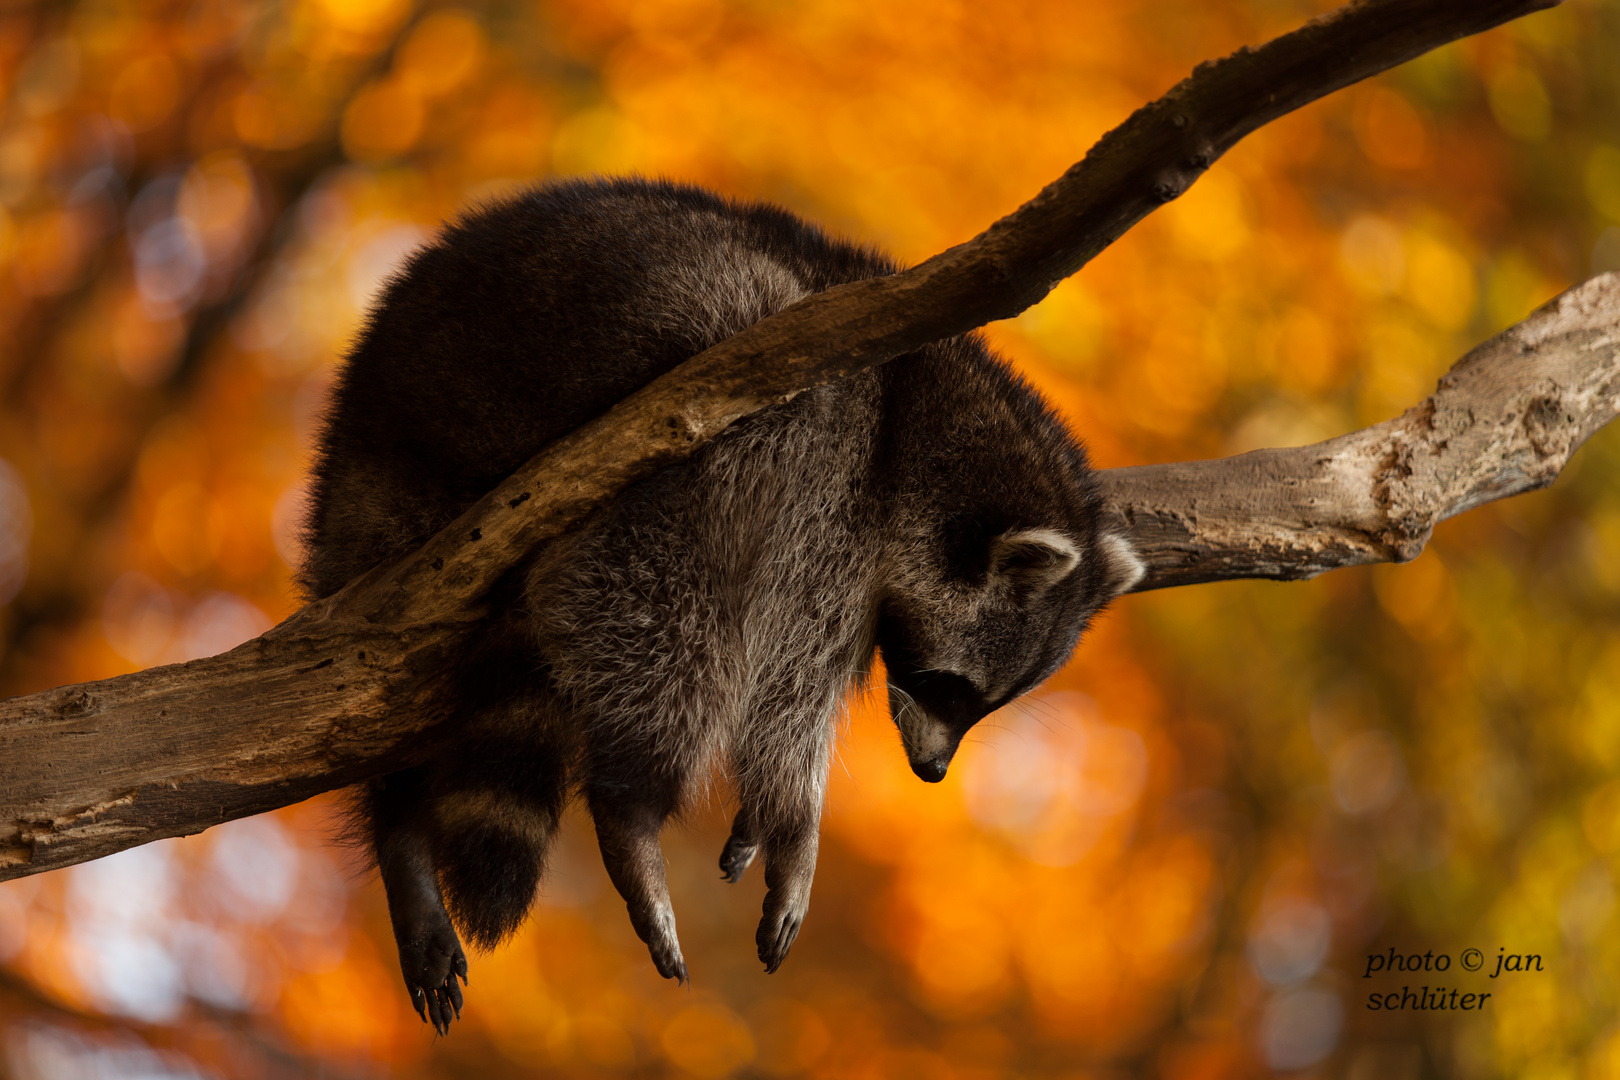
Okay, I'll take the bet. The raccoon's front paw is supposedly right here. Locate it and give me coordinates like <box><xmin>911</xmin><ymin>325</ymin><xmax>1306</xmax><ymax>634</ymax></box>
<box><xmin>649</xmin><ymin>938</ymin><xmax>690</xmax><ymax>984</ymax></box>
<box><xmin>398</xmin><ymin>920</ymin><xmax>468</xmax><ymax>1035</ymax></box>
<box><xmin>756</xmin><ymin>897</ymin><xmax>807</xmax><ymax>974</ymax></box>
<box><xmin>719</xmin><ymin>834</ymin><xmax>759</xmax><ymax>883</ymax></box>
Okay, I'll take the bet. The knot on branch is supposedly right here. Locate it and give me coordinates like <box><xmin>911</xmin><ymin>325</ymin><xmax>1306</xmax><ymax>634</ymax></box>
<box><xmin>1370</xmin><ymin>442</ymin><xmax>1433</xmax><ymax>561</ymax></box>
<box><xmin>663</xmin><ymin>413</ymin><xmax>702</xmax><ymax>445</ymax></box>
<box><xmin>1524</xmin><ymin>393</ymin><xmax>1576</xmax><ymax>459</ymax></box>
<box><xmin>1153</xmin><ymin>171</ymin><xmax>1193</xmax><ymax>202</ymax></box>
<box><xmin>51</xmin><ymin>688</ymin><xmax>96</xmax><ymax>718</ymax></box>
<box><xmin>1185</xmin><ymin>142</ymin><xmax>1216</xmax><ymax>170</ymax></box>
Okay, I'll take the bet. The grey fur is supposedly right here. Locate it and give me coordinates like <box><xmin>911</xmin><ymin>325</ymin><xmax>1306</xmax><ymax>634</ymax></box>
<box><xmin>302</xmin><ymin>178</ymin><xmax>1141</xmax><ymax>1028</ymax></box>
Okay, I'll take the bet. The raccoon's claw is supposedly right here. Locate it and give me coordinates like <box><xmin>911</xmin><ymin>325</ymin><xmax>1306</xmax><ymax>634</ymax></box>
<box><xmin>757</xmin><ymin>908</ymin><xmax>804</xmax><ymax>974</ymax></box>
<box><xmin>719</xmin><ymin>835</ymin><xmax>759</xmax><ymax>883</ymax></box>
<box><xmin>649</xmin><ymin>938</ymin><xmax>689</xmax><ymax>984</ymax></box>
<box><xmin>420</xmin><ymin>969</ymin><xmax>463</xmax><ymax>1035</ymax></box>
<box><xmin>443</xmin><ymin>974</ymin><xmax>463</xmax><ymax>1018</ymax></box>
<box><xmin>427</xmin><ymin>977</ymin><xmax>462</xmax><ymax>1034</ymax></box>
<box><xmin>637</xmin><ymin>901</ymin><xmax>689</xmax><ymax>983</ymax></box>
<box><xmin>398</xmin><ymin>921</ymin><xmax>468</xmax><ymax>1035</ymax></box>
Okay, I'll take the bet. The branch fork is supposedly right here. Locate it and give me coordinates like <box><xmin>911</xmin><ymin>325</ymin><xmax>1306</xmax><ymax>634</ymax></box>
<box><xmin>1102</xmin><ymin>275</ymin><xmax>1620</xmax><ymax>588</ymax></box>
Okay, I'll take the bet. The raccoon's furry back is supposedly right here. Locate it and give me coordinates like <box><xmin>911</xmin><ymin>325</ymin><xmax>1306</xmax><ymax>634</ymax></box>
<box><xmin>300</xmin><ymin>177</ymin><xmax>896</xmax><ymax>602</ymax></box>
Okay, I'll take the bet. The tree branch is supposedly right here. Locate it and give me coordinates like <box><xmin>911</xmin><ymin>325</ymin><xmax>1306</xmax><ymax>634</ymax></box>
<box><xmin>1107</xmin><ymin>274</ymin><xmax>1620</xmax><ymax>589</ymax></box>
<box><xmin>0</xmin><ymin>0</ymin><xmax>1566</xmax><ymax>882</ymax></box>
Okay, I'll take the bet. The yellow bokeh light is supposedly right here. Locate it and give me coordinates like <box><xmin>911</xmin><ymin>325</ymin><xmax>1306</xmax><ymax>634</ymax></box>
<box><xmin>108</xmin><ymin>53</ymin><xmax>181</xmax><ymax>132</ymax></box>
<box><xmin>310</xmin><ymin>0</ymin><xmax>411</xmax><ymax>40</ymax></box>
<box><xmin>660</xmin><ymin>1000</ymin><xmax>756</xmax><ymax>1077</ymax></box>
<box><xmin>232</xmin><ymin>86</ymin><xmax>317</xmax><ymax>150</ymax></box>
<box><xmin>111</xmin><ymin>290</ymin><xmax>185</xmax><ymax>386</ymax></box>
<box><xmin>1268</xmin><ymin>305</ymin><xmax>1340</xmax><ymax>393</ymax></box>
<box><xmin>551</xmin><ymin>105</ymin><xmax>648</xmax><ymax>176</ymax></box>
<box><xmin>179</xmin><ymin>151</ymin><xmax>259</xmax><ymax>258</ymax></box>
<box><xmin>151</xmin><ymin>482</ymin><xmax>212</xmax><ymax>576</ymax></box>
<box><xmin>1403</xmin><ymin>230</ymin><xmax>1478</xmax><ymax>330</ymax></box>
<box><xmin>1340</xmin><ymin>214</ymin><xmax>1406</xmax><ymax>296</ymax></box>
<box><xmin>1485</xmin><ymin>249</ymin><xmax>1560</xmax><ymax>332</ymax></box>
<box><xmin>1354</xmin><ymin>85</ymin><xmax>1429</xmax><ymax>170</ymax></box>
<box><xmin>340</xmin><ymin>77</ymin><xmax>425</xmax><ymax>162</ymax></box>
<box><xmin>1380</xmin><ymin>553</ymin><xmax>1458</xmax><ymax>637</ymax></box>
<box><xmin>397</xmin><ymin>9</ymin><xmax>486</xmax><ymax>98</ymax></box>
<box><xmin>1586</xmin><ymin>144</ymin><xmax>1620</xmax><ymax>223</ymax></box>
<box><xmin>1489</xmin><ymin>63</ymin><xmax>1553</xmax><ymax>143</ymax></box>
<box><xmin>12</xmin><ymin>208</ymin><xmax>92</xmax><ymax>297</ymax></box>
<box><xmin>1165</xmin><ymin>168</ymin><xmax>1251</xmax><ymax>262</ymax></box>
<box><xmin>1360</xmin><ymin>311</ymin><xmax>1440</xmax><ymax>417</ymax></box>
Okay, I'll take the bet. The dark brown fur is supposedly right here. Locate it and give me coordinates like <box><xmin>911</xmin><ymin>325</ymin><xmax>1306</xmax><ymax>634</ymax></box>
<box><xmin>303</xmin><ymin>177</ymin><xmax>1142</xmax><ymax>1032</ymax></box>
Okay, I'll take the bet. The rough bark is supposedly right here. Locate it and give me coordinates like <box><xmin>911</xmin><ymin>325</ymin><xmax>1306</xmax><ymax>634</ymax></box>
<box><xmin>0</xmin><ymin>0</ymin><xmax>1571</xmax><ymax>881</ymax></box>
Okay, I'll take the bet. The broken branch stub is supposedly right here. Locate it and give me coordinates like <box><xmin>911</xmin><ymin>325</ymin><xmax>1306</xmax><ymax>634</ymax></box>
<box><xmin>1105</xmin><ymin>272</ymin><xmax>1620</xmax><ymax>590</ymax></box>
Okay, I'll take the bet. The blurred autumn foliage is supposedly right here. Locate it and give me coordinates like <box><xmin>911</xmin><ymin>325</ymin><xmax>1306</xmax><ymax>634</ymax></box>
<box><xmin>2</xmin><ymin>0</ymin><xmax>1620</xmax><ymax>1076</ymax></box>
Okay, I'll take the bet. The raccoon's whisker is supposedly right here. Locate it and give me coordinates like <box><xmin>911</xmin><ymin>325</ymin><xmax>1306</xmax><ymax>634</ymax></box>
<box><xmin>885</xmin><ymin>682</ymin><xmax>919</xmax><ymax>719</ymax></box>
<box><xmin>976</xmin><ymin>714</ymin><xmax>1014</xmax><ymax>736</ymax></box>
<box><xmin>1017</xmin><ymin>697</ymin><xmax>1071</xmax><ymax>736</ymax></box>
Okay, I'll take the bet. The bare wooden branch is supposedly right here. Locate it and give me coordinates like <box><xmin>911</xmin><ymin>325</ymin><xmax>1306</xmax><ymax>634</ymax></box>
<box><xmin>0</xmin><ymin>0</ymin><xmax>1568</xmax><ymax>881</ymax></box>
<box><xmin>1106</xmin><ymin>273</ymin><xmax>1620</xmax><ymax>590</ymax></box>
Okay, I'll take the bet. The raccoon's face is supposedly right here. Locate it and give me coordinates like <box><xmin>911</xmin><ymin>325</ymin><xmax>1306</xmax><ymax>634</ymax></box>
<box><xmin>877</xmin><ymin>525</ymin><xmax>1143</xmax><ymax>783</ymax></box>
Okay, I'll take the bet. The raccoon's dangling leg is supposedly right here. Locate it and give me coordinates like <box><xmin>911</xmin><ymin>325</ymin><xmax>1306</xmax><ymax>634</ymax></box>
<box><xmin>718</xmin><ymin>802</ymin><xmax>819</xmax><ymax>972</ymax></box>
<box><xmin>753</xmin><ymin>813</ymin><xmax>820</xmax><ymax>974</ymax></box>
<box><xmin>724</xmin><ymin>697</ymin><xmax>834</xmax><ymax>974</ymax></box>
<box><xmin>365</xmin><ymin>769</ymin><xmax>467</xmax><ymax>1035</ymax></box>
<box><xmin>587</xmin><ymin>776</ymin><xmax>688</xmax><ymax>983</ymax></box>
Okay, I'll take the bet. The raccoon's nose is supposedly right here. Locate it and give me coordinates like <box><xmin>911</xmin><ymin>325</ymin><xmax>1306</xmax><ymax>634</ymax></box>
<box><xmin>911</xmin><ymin>757</ymin><xmax>949</xmax><ymax>783</ymax></box>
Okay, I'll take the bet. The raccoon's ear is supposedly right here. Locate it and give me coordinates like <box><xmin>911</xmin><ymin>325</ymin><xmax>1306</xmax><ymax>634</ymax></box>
<box><xmin>1097</xmin><ymin>531</ymin><xmax>1146</xmax><ymax>598</ymax></box>
<box><xmin>989</xmin><ymin>528</ymin><xmax>1080</xmax><ymax>590</ymax></box>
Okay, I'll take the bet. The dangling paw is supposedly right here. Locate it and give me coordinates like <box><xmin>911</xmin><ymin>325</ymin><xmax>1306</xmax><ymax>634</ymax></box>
<box><xmin>640</xmin><ymin>901</ymin><xmax>690</xmax><ymax>983</ymax></box>
<box><xmin>719</xmin><ymin>833</ymin><xmax>759</xmax><ymax>883</ymax></box>
<box><xmin>398</xmin><ymin>915</ymin><xmax>468</xmax><ymax>1035</ymax></box>
<box><xmin>756</xmin><ymin>893</ymin><xmax>807</xmax><ymax>974</ymax></box>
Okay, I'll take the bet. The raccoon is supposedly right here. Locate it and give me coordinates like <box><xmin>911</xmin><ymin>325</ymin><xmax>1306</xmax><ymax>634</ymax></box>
<box><xmin>302</xmin><ymin>177</ymin><xmax>1143</xmax><ymax>1032</ymax></box>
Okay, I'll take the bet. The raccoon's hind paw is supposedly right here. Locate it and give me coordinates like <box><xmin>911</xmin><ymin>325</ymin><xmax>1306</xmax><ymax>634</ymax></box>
<box><xmin>756</xmin><ymin>901</ymin><xmax>806</xmax><ymax>974</ymax></box>
<box><xmin>719</xmin><ymin>834</ymin><xmax>759</xmax><ymax>883</ymax></box>
<box><xmin>409</xmin><ymin>973</ymin><xmax>465</xmax><ymax>1037</ymax></box>
<box><xmin>399</xmin><ymin>924</ymin><xmax>468</xmax><ymax>1035</ymax></box>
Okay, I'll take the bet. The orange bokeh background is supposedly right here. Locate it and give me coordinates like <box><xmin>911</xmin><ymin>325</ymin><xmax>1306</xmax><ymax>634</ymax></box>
<box><xmin>2</xmin><ymin>0</ymin><xmax>1620</xmax><ymax>1076</ymax></box>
